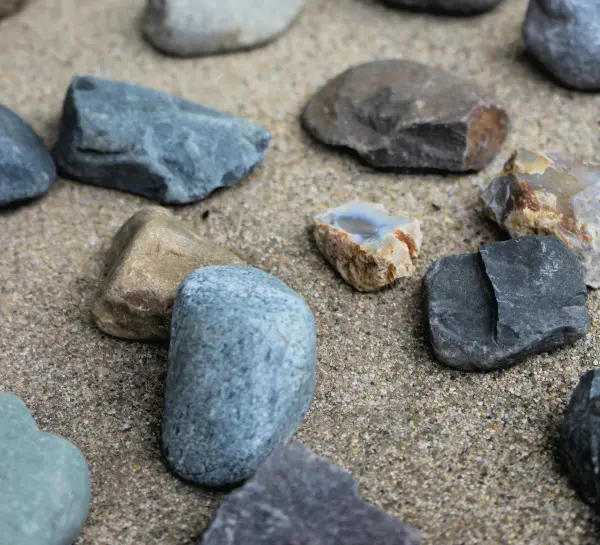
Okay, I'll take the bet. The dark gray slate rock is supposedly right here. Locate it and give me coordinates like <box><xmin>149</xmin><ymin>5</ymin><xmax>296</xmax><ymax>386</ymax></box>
<box><xmin>424</xmin><ymin>236</ymin><xmax>589</xmax><ymax>371</ymax></box>
<box><xmin>53</xmin><ymin>76</ymin><xmax>271</xmax><ymax>204</ymax></box>
<box><xmin>0</xmin><ymin>106</ymin><xmax>56</xmax><ymax>207</ymax></box>
<box><xmin>383</xmin><ymin>0</ymin><xmax>503</xmax><ymax>15</ymax></box>
<box><xmin>523</xmin><ymin>0</ymin><xmax>600</xmax><ymax>91</ymax></box>
<box><xmin>163</xmin><ymin>266</ymin><xmax>316</xmax><ymax>487</ymax></box>
<box><xmin>561</xmin><ymin>368</ymin><xmax>600</xmax><ymax>511</ymax></box>
<box><xmin>200</xmin><ymin>443</ymin><xmax>421</xmax><ymax>545</ymax></box>
<box><xmin>0</xmin><ymin>393</ymin><xmax>90</xmax><ymax>545</ymax></box>
<box><xmin>302</xmin><ymin>60</ymin><xmax>509</xmax><ymax>172</ymax></box>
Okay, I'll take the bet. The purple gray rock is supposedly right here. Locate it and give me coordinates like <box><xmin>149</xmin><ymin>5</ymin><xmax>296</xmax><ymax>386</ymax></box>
<box><xmin>382</xmin><ymin>0</ymin><xmax>504</xmax><ymax>15</ymax></box>
<box><xmin>0</xmin><ymin>106</ymin><xmax>56</xmax><ymax>207</ymax></box>
<box><xmin>561</xmin><ymin>368</ymin><xmax>600</xmax><ymax>511</ymax></box>
<box><xmin>200</xmin><ymin>443</ymin><xmax>421</xmax><ymax>545</ymax></box>
<box><xmin>523</xmin><ymin>0</ymin><xmax>600</xmax><ymax>91</ymax></box>
<box><xmin>424</xmin><ymin>236</ymin><xmax>589</xmax><ymax>371</ymax></box>
<box><xmin>53</xmin><ymin>76</ymin><xmax>270</xmax><ymax>205</ymax></box>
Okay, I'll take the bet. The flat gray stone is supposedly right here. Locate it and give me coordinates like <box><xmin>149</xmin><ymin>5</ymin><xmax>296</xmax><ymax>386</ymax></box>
<box><xmin>163</xmin><ymin>266</ymin><xmax>316</xmax><ymax>487</ymax></box>
<box><xmin>424</xmin><ymin>236</ymin><xmax>589</xmax><ymax>371</ymax></box>
<box><xmin>382</xmin><ymin>0</ymin><xmax>503</xmax><ymax>14</ymax></box>
<box><xmin>0</xmin><ymin>106</ymin><xmax>56</xmax><ymax>207</ymax></box>
<box><xmin>53</xmin><ymin>76</ymin><xmax>271</xmax><ymax>204</ymax></box>
<box><xmin>142</xmin><ymin>0</ymin><xmax>305</xmax><ymax>57</ymax></box>
<box><xmin>523</xmin><ymin>0</ymin><xmax>600</xmax><ymax>91</ymax></box>
<box><xmin>0</xmin><ymin>393</ymin><xmax>90</xmax><ymax>545</ymax></box>
<box><xmin>200</xmin><ymin>443</ymin><xmax>421</xmax><ymax>545</ymax></box>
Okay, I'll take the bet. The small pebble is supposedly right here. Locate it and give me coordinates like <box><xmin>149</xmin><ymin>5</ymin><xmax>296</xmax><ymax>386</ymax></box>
<box><xmin>0</xmin><ymin>0</ymin><xmax>25</xmax><ymax>18</ymax></box>
<box><xmin>201</xmin><ymin>443</ymin><xmax>421</xmax><ymax>545</ymax></box>
<box><xmin>163</xmin><ymin>266</ymin><xmax>316</xmax><ymax>487</ymax></box>
<box><xmin>382</xmin><ymin>0</ymin><xmax>504</xmax><ymax>14</ymax></box>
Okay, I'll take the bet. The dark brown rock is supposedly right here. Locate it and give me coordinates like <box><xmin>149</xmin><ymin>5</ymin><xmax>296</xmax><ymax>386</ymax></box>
<box><xmin>0</xmin><ymin>0</ymin><xmax>25</xmax><ymax>18</ymax></box>
<box><xmin>302</xmin><ymin>60</ymin><xmax>509</xmax><ymax>172</ymax></box>
<box><xmin>382</xmin><ymin>0</ymin><xmax>504</xmax><ymax>15</ymax></box>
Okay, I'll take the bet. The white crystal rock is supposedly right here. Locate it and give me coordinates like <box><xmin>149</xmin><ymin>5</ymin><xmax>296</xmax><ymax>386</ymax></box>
<box><xmin>481</xmin><ymin>149</ymin><xmax>600</xmax><ymax>288</ymax></box>
<box><xmin>313</xmin><ymin>202</ymin><xmax>422</xmax><ymax>292</ymax></box>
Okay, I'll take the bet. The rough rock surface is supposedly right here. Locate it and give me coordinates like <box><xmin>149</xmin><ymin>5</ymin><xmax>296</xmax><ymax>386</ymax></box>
<box><xmin>0</xmin><ymin>393</ymin><xmax>90</xmax><ymax>545</ymax></box>
<box><xmin>142</xmin><ymin>0</ymin><xmax>305</xmax><ymax>57</ymax></box>
<box><xmin>523</xmin><ymin>0</ymin><xmax>600</xmax><ymax>91</ymax></box>
<box><xmin>424</xmin><ymin>236</ymin><xmax>589</xmax><ymax>371</ymax></box>
<box><xmin>314</xmin><ymin>201</ymin><xmax>422</xmax><ymax>292</ymax></box>
<box><xmin>0</xmin><ymin>106</ymin><xmax>56</xmax><ymax>207</ymax></box>
<box><xmin>0</xmin><ymin>0</ymin><xmax>24</xmax><ymax>18</ymax></box>
<box><xmin>53</xmin><ymin>76</ymin><xmax>271</xmax><ymax>204</ymax></box>
<box><xmin>481</xmin><ymin>149</ymin><xmax>600</xmax><ymax>288</ymax></box>
<box><xmin>163</xmin><ymin>266</ymin><xmax>316</xmax><ymax>487</ymax></box>
<box><xmin>302</xmin><ymin>59</ymin><xmax>509</xmax><ymax>172</ymax></box>
<box><xmin>561</xmin><ymin>368</ymin><xmax>600</xmax><ymax>511</ymax></box>
<box><xmin>93</xmin><ymin>207</ymin><xmax>243</xmax><ymax>342</ymax></box>
<box><xmin>200</xmin><ymin>443</ymin><xmax>421</xmax><ymax>545</ymax></box>
<box><xmin>382</xmin><ymin>0</ymin><xmax>503</xmax><ymax>15</ymax></box>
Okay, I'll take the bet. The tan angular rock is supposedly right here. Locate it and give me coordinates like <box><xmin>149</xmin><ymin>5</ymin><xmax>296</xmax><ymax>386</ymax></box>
<box><xmin>313</xmin><ymin>202</ymin><xmax>422</xmax><ymax>292</ymax></box>
<box><xmin>0</xmin><ymin>0</ymin><xmax>25</xmax><ymax>18</ymax></box>
<box><xmin>93</xmin><ymin>207</ymin><xmax>244</xmax><ymax>342</ymax></box>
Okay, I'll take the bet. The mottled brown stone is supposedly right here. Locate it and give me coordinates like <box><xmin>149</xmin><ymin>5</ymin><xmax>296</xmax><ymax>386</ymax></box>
<box><xmin>302</xmin><ymin>59</ymin><xmax>509</xmax><ymax>172</ymax></box>
<box><xmin>93</xmin><ymin>207</ymin><xmax>244</xmax><ymax>342</ymax></box>
<box><xmin>0</xmin><ymin>0</ymin><xmax>24</xmax><ymax>18</ymax></box>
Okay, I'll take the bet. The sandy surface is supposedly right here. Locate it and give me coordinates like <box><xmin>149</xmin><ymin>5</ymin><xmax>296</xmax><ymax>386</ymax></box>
<box><xmin>1</xmin><ymin>0</ymin><xmax>600</xmax><ymax>543</ymax></box>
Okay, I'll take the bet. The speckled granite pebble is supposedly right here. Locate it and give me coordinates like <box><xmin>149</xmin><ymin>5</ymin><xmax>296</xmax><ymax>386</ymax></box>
<box><xmin>383</xmin><ymin>0</ymin><xmax>503</xmax><ymax>14</ymax></box>
<box><xmin>163</xmin><ymin>266</ymin><xmax>316</xmax><ymax>487</ymax></box>
<box><xmin>0</xmin><ymin>393</ymin><xmax>90</xmax><ymax>545</ymax></box>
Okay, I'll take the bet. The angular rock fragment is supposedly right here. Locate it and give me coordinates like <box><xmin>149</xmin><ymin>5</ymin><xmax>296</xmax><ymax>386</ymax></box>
<box><xmin>481</xmin><ymin>149</ymin><xmax>600</xmax><ymax>288</ymax></box>
<box><xmin>0</xmin><ymin>106</ymin><xmax>56</xmax><ymax>207</ymax></box>
<box><xmin>382</xmin><ymin>0</ymin><xmax>503</xmax><ymax>14</ymax></box>
<box><xmin>523</xmin><ymin>0</ymin><xmax>600</xmax><ymax>91</ymax></box>
<box><xmin>302</xmin><ymin>60</ymin><xmax>509</xmax><ymax>172</ymax></box>
<box><xmin>163</xmin><ymin>266</ymin><xmax>316</xmax><ymax>486</ymax></box>
<box><xmin>93</xmin><ymin>207</ymin><xmax>243</xmax><ymax>342</ymax></box>
<box><xmin>54</xmin><ymin>76</ymin><xmax>271</xmax><ymax>204</ymax></box>
<box><xmin>0</xmin><ymin>0</ymin><xmax>25</xmax><ymax>18</ymax></box>
<box><xmin>313</xmin><ymin>201</ymin><xmax>422</xmax><ymax>292</ymax></box>
<box><xmin>142</xmin><ymin>0</ymin><xmax>305</xmax><ymax>57</ymax></box>
<box><xmin>0</xmin><ymin>393</ymin><xmax>90</xmax><ymax>545</ymax></box>
<box><xmin>561</xmin><ymin>368</ymin><xmax>600</xmax><ymax>511</ymax></box>
<box><xmin>200</xmin><ymin>443</ymin><xmax>421</xmax><ymax>544</ymax></box>
<box><xmin>424</xmin><ymin>236</ymin><xmax>589</xmax><ymax>371</ymax></box>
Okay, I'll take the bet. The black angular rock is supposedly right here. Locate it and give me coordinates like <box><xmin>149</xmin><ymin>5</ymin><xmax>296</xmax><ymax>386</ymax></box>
<box><xmin>561</xmin><ymin>368</ymin><xmax>600</xmax><ymax>511</ymax></box>
<box><xmin>200</xmin><ymin>443</ymin><xmax>421</xmax><ymax>545</ymax></box>
<box><xmin>424</xmin><ymin>236</ymin><xmax>589</xmax><ymax>371</ymax></box>
<box><xmin>383</xmin><ymin>0</ymin><xmax>504</xmax><ymax>15</ymax></box>
<box><xmin>0</xmin><ymin>106</ymin><xmax>56</xmax><ymax>207</ymax></box>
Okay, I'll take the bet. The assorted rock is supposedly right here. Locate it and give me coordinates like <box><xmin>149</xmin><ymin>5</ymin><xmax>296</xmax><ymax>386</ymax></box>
<box><xmin>0</xmin><ymin>393</ymin><xmax>90</xmax><ymax>545</ymax></box>
<box><xmin>0</xmin><ymin>106</ymin><xmax>56</xmax><ymax>207</ymax></box>
<box><xmin>53</xmin><ymin>76</ymin><xmax>271</xmax><ymax>205</ymax></box>
<box><xmin>313</xmin><ymin>201</ymin><xmax>422</xmax><ymax>292</ymax></box>
<box><xmin>382</xmin><ymin>0</ymin><xmax>504</xmax><ymax>15</ymax></box>
<box><xmin>201</xmin><ymin>442</ymin><xmax>421</xmax><ymax>544</ymax></box>
<box><xmin>561</xmin><ymin>368</ymin><xmax>600</xmax><ymax>512</ymax></box>
<box><xmin>523</xmin><ymin>0</ymin><xmax>600</xmax><ymax>91</ymax></box>
<box><xmin>302</xmin><ymin>59</ymin><xmax>509</xmax><ymax>172</ymax></box>
<box><xmin>424</xmin><ymin>236</ymin><xmax>589</xmax><ymax>371</ymax></box>
<box><xmin>163</xmin><ymin>266</ymin><xmax>316</xmax><ymax>487</ymax></box>
<box><xmin>93</xmin><ymin>207</ymin><xmax>243</xmax><ymax>343</ymax></box>
<box><xmin>481</xmin><ymin>149</ymin><xmax>600</xmax><ymax>289</ymax></box>
<box><xmin>0</xmin><ymin>0</ymin><xmax>25</xmax><ymax>18</ymax></box>
<box><xmin>142</xmin><ymin>0</ymin><xmax>305</xmax><ymax>57</ymax></box>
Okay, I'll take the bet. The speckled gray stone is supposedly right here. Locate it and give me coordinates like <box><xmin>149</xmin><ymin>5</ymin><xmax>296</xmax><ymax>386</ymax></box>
<box><xmin>0</xmin><ymin>106</ymin><xmax>56</xmax><ymax>207</ymax></box>
<box><xmin>523</xmin><ymin>0</ymin><xmax>600</xmax><ymax>91</ymax></box>
<box><xmin>201</xmin><ymin>442</ymin><xmax>421</xmax><ymax>544</ymax></box>
<box><xmin>0</xmin><ymin>393</ymin><xmax>90</xmax><ymax>545</ymax></box>
<box><xmin>53</xmin><ymin>76</ymin><xmax>271</xmax><ymax>204</ymax></box>
<box><xmin>383</xmin><ymin>0</ymin><xmax>503</xmax><ymax>14</ymax></box>
<box><xmin>163</xmin><ymin>266</ymin><xmax>316</xmax><ymax>487</ymax></box>
<box><xmin>424</xmin><ymin>236</ymin><xmax>589</xmax><ymax>371</ymax></box>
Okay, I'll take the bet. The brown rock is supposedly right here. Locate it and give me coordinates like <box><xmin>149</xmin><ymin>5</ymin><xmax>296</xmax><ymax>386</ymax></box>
<box><xmin>302</xmin><ymin>59</ymin><xmax>509</xmax><ymax>172</ymax></box>
<box><xmin>93</xmin><ymin>207</ymin><xmax>243</xmax><ymax>342</ymax></box>
<box><xmin>0</xmin><ymin>0</ymin><xmax>25</xmax><ymax>18</ymax></box>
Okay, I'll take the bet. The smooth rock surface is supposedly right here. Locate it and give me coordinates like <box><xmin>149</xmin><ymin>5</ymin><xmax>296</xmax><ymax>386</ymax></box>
<box><xmin>0</xmin><ymin>393</ymin><xmax>90</xmax><ymax>545</ymax></box>
<box><xmin>561</xmin><ymin>368</ymin><xmax>600</xmax><ymax>511</ymax></box>
<box><xmin>302</xmin><ymin>59</ymin><xmax>509</xmax><ymax>172</ymax></box>
<box><xmin>53</xmin><ymin>76</ymin><xmax>271</xmax><ymax>204</ymax></box>
<box><xmin>523</xmin><ymin>0</ymin><xmax>600</xmax><ymax>91</ymax></box>
<box><xmin>0</xmin><ymin>0</ymin><xmax>24</xmax><ymax>18</ymax></box>
<box><xmin>314</xmin><ymin>201</ymin><xmax>422</xmax><ymax>292</ymax></box>
<box><xmin>0</xmin><ymin>106</ymin><xmax>56</xmax><ymax>207</ymax></box>
<box><xmin>93</xmin><ymin>207</ymin><xmax>243</xmax><ymax>342</ymax></box>
<box><xmin>142</xmin><ymin>0</ymin><xmax>305</xmax><ymax>57</ymax></box>
<box><xmin>424</xmin><ymin>236</ymin><xmax>589</xmax><ymax>371</ymax></box>
<box><xmin>481</xmin><ymin>149</ymin><xmax>600</xmax><ymax>288</ymax></box>
<box><xmin>201</xmin><ymin>442</ymin><xmax>421</xmax><ymax>545</ymax></box>
<box><xmin>163</xmin><ymin>266</ymin><xmax>316</xmax><ymax>486</ymax></box>
<box><xmin>383</xmin><ymin>0</ymin><xmax>503</xmax><ymax>15</ymax></box>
